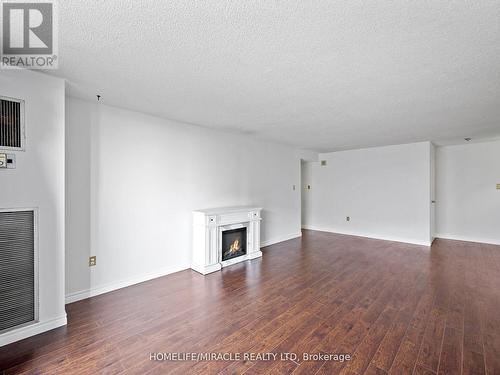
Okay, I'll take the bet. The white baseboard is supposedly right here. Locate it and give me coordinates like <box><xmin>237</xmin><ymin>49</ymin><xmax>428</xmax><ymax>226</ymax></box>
<box><xmin>65</xmin><ymin>264</ymin><xmax>189</xmax><ymax>304</ymax></box>
<box><xmin>0</xmin><ymin>314</ymin><xmax>67</xmax><ymax>347</ymax></box>
<box><xmin>301</xmin><ymin>225</ymin><xmax>431</xmax><ymax>247</ymax></box>
<box><xmin>260</xmin><ymin>231</ymin><xmax>302</xmax><ymax>248</ymax></box>
<box><xmin>435</xmin><ymin>233</ymin><xmax>500</xmax><ymax>246</ymax></box>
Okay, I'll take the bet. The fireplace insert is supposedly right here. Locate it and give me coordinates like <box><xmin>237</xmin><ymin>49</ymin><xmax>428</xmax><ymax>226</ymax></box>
<box><xmin>221</xmin><ymin>227</ymin><xmax>247</xmax><ymax>261</ymax></box>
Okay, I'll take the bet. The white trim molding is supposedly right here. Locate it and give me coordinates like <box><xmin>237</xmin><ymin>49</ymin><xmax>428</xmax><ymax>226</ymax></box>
<box><xmin>0</xmin><ymin>315</ymin><xmax>67</xmax><ymax>347</ymax></box>
<box><xmin>301</xmin><ymin>226</ymin><xmax>432</xmax><ymax>247</ymax></box>
<box><xmin>65</xmin><ymin>263</ymin><xmax>189</xmax><ymax>304</ymax></box>
<box><xmin>435</xmin><ymin>233</ymin><xmax>500</xmax><ymax>246</ymax></box>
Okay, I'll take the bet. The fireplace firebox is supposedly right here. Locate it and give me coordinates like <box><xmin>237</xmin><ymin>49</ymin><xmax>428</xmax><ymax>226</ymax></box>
<box><xmin>221</xmin><ymin>227</ymin><xmax>247</xmax><ymax>261</ymax></box>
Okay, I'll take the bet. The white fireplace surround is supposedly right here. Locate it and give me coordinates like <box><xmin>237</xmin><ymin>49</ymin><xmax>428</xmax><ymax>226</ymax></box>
<box><xmin>192</xmin><ymin>206</ymin><xmax>262</xmax><ymax>275</ymax></box>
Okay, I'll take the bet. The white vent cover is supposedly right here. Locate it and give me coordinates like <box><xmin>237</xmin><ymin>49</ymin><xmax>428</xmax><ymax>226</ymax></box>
<box><xmin>0</xmin><ymin>96</ymin><xmax>25</xmax><ymax>150</ymax></box>
<box><xmin>0</xmin><ymin>209</ymin><xmax>37</xmax><ymax>332</ymax></box>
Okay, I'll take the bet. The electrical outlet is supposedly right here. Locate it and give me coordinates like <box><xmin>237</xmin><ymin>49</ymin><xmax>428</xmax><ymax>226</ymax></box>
<box><xmin>346</xmin><ymin>216</ymin><xmax>350</xmax><ymax>222</ymax></box>
<box><xmin>89</xmin><ymin>256</ymin><xmax>96</xmax><ymax>267</ymax></box>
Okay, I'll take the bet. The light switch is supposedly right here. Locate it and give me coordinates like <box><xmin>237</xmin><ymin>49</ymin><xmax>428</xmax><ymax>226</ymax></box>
<box><xmin>0</xmin><ymin>153</ymin><xmax>7</xmax><ymax>168</ymax></box>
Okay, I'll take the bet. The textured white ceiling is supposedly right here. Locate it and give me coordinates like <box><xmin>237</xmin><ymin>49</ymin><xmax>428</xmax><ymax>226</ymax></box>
<box><xmin>51</xmin><ymin>1</ymin><xmax>500</xmax><ymax>151</ymax></box>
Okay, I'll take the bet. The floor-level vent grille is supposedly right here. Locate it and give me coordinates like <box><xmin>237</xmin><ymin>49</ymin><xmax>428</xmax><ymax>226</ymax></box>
<box><xmin>0</xmin><ymin>210</ymin><xmax>36</xmax><ymax>332</ymax></box>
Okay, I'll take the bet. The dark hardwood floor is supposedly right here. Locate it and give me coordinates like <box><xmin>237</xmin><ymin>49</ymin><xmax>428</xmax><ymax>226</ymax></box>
<box><xmin>1</xmin><ymin>230</ymin><xmax>499</xmax><ymax>374</ymax></box>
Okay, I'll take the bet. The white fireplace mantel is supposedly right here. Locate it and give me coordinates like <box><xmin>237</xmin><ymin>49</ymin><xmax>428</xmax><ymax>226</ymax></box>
<box><xmin>191</xmin><ymin>206</ymin><xmax>262</xmax><ymax>275</ymax></box>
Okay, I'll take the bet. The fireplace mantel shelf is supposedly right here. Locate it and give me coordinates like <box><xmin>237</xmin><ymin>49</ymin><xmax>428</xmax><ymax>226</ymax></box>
<box><xmin>193</xmin><ymin>206</ymin><xmax>262</xmax><ymax>215</ymax></box>
<box><xmin>191</xmin><ymin>206</ymin><xmax>262</xmax><ymax>275</ymax></box>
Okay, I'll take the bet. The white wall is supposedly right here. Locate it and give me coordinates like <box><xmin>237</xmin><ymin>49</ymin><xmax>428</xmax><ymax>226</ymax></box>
<box><xmin>436</xmin><ymin>140</ymin><xmax>500</xmax><ymax>245</ymax></box>
<box><xmin>302</xmin><ymin>142</ymin><xmax>432</xmax><ymax>246</ymax></box>
<box><xmin>430</xmin><ymin>142</ymin><xmax>436</xmax><ymax>240</ymax></box>
<box><xmin>0</xmin><ymin>70</ymin><xmax>66</xmax><ymax>346</ymax></box>
<box><xmin>65</xmin><ymin>97</ymin><xmax>302</xmax><ymax>302</ymax></box>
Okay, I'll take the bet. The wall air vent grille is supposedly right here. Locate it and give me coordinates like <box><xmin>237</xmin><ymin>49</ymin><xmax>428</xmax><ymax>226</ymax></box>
<box><xmin>0</xmin><ymin>210</ymin><xmax>36</xmax><ymax>332</ymax></box>
<box><xmin>0</xmin><ymin>96</ymin><xmax>25</xmax><ymax>150</ymax></box>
